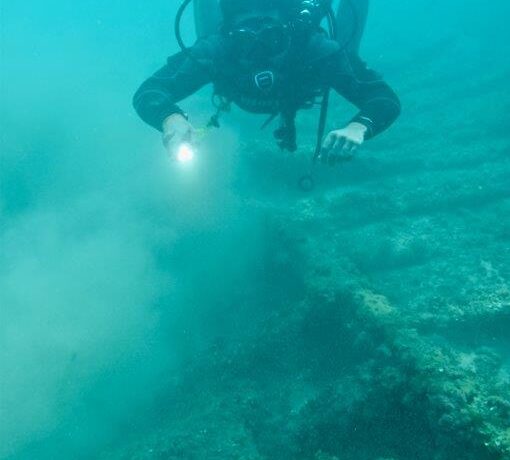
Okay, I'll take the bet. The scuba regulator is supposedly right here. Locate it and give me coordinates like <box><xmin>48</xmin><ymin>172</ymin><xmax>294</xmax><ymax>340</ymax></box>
<box><xmin>295</xmin><ymin>1</ymin><xmax>333</xmax><ymax>30</ymax></box>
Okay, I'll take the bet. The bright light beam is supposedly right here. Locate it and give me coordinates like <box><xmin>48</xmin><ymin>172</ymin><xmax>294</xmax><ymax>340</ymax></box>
<box><xmin>176</xmin><ymin>144</ymin><xmax>195</xmax><ymax>164</ymax></box>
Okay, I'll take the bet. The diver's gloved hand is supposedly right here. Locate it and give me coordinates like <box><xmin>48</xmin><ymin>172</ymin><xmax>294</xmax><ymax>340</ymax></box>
<box><xmin>162</xmin><ymin>113</ymin><xmax>196</xmax><ymax>159</ymax></box>
<box><xmin>320</xmin><ymin>122</ymin><xmax>368</xmax><ymax>166</ymax></box>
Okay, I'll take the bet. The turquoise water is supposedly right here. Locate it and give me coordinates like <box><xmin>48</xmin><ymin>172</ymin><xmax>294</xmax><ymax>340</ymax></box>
<box><xmin>1</xmin><ymin>1</ymin><xmax>510</xmax><ymax>459</ymax></box>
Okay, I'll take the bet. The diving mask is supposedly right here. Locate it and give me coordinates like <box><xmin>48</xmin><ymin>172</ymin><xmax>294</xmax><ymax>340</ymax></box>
<box><xmin>226</xmin><ymin>17</ymin><xmax>291</xmax><ymax>61</ymax></box>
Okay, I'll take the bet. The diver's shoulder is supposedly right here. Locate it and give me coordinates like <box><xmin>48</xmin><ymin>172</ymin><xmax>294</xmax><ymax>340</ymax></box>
<box><xmin>192</xmin><ymin>34</ymin><xmax>224</xmax><ymax>58</ymax></box>
<box><xmin>305</xmin><ymin>32</ymin><xmax>342</xmax><ymax>61</ymax></box>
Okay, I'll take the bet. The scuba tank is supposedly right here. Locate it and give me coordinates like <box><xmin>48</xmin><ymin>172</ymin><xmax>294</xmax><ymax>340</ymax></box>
<box><xmin>191</xmin><ymin>0</ymin><xmax>369</xmax><ymax>51</ymax></box>
<box><xmin>194</xmin><ymin>0</ymin><xmax>222</xmax><ymax>38</ymax></box>
<box><xmin>336</xmin><ymin>0</ymin><xmax>369</xmax><ymax>54</ymax></box>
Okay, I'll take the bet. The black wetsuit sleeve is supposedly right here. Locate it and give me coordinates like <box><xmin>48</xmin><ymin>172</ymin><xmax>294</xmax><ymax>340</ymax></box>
<box><xmin>325</xmin><ymin>51</ymin><xmax>401</xmax><ymax>139</ymax></box>
<box><xmin>133</xmin><ymin>45</ymin><xmax>213</xmax><ymax>131</ymax></box>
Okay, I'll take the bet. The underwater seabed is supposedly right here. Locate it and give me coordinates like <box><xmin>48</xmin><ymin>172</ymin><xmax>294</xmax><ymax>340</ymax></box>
<box><xmin>98</xmin><ymin>81</ymin><xmax>510</xmax><ymax>459</ymax></box>
<box><xmin>96</xmin><ymin>22</ymin><xmax>510</xmax><ymax>458</ymax></box>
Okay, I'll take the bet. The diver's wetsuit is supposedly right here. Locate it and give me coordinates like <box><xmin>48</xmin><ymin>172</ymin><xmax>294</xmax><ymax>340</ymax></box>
<box><xmin>133</xmin><ymin>32</ymin><xmax>400</xmax><ymax>142</ymax></box>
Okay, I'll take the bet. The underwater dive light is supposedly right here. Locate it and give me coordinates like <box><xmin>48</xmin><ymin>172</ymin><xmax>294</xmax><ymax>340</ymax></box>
<box><xmin>176</xmin><ymin>143</ymin><xmax>195</xmax><ymax>164</ymax></box>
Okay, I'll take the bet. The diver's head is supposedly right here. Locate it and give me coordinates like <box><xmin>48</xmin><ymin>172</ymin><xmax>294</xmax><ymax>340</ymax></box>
<box><xmin>221</xmin><ymin>0</ymin><xmax>295</xmax><ymax>62</ymax></box>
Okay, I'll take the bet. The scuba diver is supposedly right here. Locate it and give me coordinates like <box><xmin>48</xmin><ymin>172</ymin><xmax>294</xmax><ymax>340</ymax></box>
<box><xmin>133</xmin><ymin>0</ymin><xmax>400</xmax><ymax>166</ymax></box>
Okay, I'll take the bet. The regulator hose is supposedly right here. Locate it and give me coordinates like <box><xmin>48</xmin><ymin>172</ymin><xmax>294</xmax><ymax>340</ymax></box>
<box><xmin>175</xmin><ymin>0</ymin><xmax>194</xmax><ymax>56</ymax></box>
